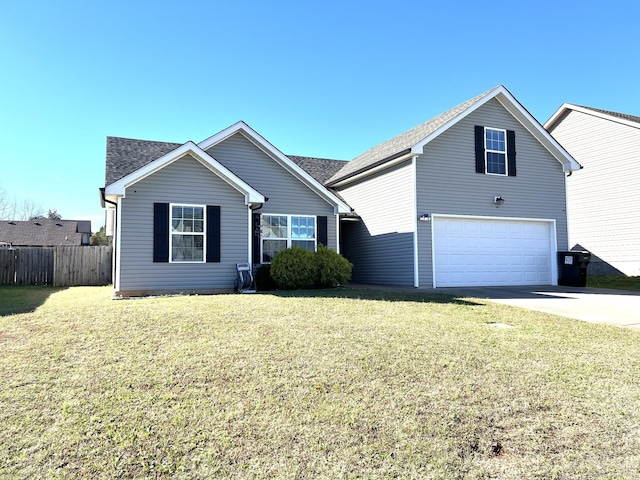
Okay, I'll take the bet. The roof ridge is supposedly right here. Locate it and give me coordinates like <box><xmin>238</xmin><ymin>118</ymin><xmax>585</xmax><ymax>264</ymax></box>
<box><xmin>575</xmin><ymin>105</ymin><xmax>640</xmax><ymax>124</ymax></box>
<box><xmin>327</xmin><ymin>86</ymin><xmax>501</xmax><ymax>185</ymax></box>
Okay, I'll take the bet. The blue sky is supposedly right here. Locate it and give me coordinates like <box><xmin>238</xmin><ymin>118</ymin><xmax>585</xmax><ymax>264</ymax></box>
<box><xmin>1</xmin><ymin>0</ymin><xmax>638</xmax><ymax>230</ymax></box>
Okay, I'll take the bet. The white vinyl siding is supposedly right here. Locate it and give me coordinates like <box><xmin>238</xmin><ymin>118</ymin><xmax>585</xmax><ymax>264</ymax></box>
<box><xmin>548</xmin><ymin>109</ymin><xmax>640</xmax><ymax>276</ymax></box>
<box><xmin>337</xmin><ymin>161</ymin><xmax>415</xmax><ymax>286</ymax></box>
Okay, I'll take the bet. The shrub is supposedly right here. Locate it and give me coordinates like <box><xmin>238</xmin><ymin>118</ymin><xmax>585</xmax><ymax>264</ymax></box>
<box><xmin>270</xmin><ymin>247</ymin><xmax>317</xmax><ymax>290</ymax></box>
<box><xmin>314</xmin><ymin>244</ymin><xmax>352</xmax><ymax>288</ymax></box>
<box><xmin>255</xmin><ymin>264</ymin><xmax>278</xmax><ymax>291</ymax></box>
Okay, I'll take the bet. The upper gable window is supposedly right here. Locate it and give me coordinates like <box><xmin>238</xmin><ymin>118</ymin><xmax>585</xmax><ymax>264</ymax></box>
<box><xmin>475</xmin><ymin>126</ymin><xmax>517</xmax><ymax>177</ymax></box>
<box><xmin>485</xmin><ymin>128</ymin><xmax>507</xmax><ymax>175</ymax></box>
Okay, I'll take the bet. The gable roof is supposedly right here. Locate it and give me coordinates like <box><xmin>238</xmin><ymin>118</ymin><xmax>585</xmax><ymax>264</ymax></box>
<box><xmin>327</xmin><ymin>85</ymin><xmax>581</xmax><ymax>186</ymax></box>
<box><xmin>104</xmin><ymin>141</ymin><xmax>265</xmax><ymax>205</ymax></box>
<box><xmin>0</xmin><ymin>219</ymin><xmax>91</xmax><ymax>247</ymax></box>
<box><xmin>197</xmin><ymin>121</ymin><xmax>351</xmax><ymax>212</ymax></box>
<box><xmin>545</xmin><ymin>103</ymin><xmax>640</xmax><ymax>131</ymax></box>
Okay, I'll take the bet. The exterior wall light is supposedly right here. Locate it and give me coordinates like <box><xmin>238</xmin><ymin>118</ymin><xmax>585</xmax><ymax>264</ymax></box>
<box><xmin>418</xmin><ymin>214</ymin><xmax>431</xmax><ymax>221</ymax></box>
<box><xmin>494</xmin><ymin>196</ymin><xmax>505</xmax><ymax>206</ymax></box>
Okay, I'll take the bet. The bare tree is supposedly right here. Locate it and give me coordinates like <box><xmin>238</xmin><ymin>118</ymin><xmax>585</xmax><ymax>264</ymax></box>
<box><xmin>19</xmin><ymin>199</ymin><xmax>45</xmax><ymax>221</ymax></box>
<box><xmin>0</xmin><ymin>187</ymin><xmax>16</xmax><ymax>220</ymax></box>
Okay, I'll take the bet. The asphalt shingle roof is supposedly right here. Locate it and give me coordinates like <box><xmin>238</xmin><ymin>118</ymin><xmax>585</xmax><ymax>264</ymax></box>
<box><xmin>106</xmin><ymin>137</ymin><xmax>181</xmax><ymax>186</ymax></box>
<box><xmin>105</xmin><ymin>136</ymin><xmax>350</xmax><ymax>189</ymax></box>
<box><xmin>577</xmin><ymin>105</ymin><xmax>640</xmax><ymax>125</ymax></box>
<box><xmin>326</xmin><ymin>87</ymin><xmax>497</xmax><ymax>185</ymax></box>
<box><xmin>287</xmin><ymin>155</ymin><xmax>349</xmax><ymax>185</ymax></box>
<box><xmin>0</xmin><ymin>219</ymin><xmax>91</xmax><ymax>247</ymax></box>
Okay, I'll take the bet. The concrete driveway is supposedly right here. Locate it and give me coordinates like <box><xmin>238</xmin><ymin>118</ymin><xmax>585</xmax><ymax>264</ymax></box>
<box><xmin>436</xmin><ymin>285</ymin><xmax>640</xmax><ymax>329</ymax></box>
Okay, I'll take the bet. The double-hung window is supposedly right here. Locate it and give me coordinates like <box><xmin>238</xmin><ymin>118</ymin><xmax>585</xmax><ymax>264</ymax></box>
<box><xmin>170</xmin><ymin>204</ymin><xmax>205</xmax><ymax>262</ymax></box>
<box><xmin>261</xmin><ymin>214</ymin><xmax>316</xmax><ymax>262</ymax></box>
<box><xmin>475</xmin><ymin>126</ymin><xmax>516</xmax><ymax>176</ymax></box>
<box><xmin>485</xmin><ymin>128</ymin><xmax>507</xmax><ymax>175</ymax></box>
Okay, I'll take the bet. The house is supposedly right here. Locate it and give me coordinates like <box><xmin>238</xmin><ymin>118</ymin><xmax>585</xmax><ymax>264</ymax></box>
<box><xmin>102</xmin><ymin>121</ymin><xmax>351</xmax><ymax>296</ymax></box>
<box><xmin>327</xmin><ymin>85</ymin><xmax>581</xmax><ymax>287</ymax></box>
<box><xmin>0</xmin><ymin>219</ymin><xmax>91</xmax><ymax>247</ymax></box>
<box><xmin>545</xmin><ymin>104</ymin><xmax>640</xmax><ymax>276</ymax></box>
<box><xmin>102</xmin><ymin>85</ymin><xmax>581</xmax><ymax>295</ymax></box>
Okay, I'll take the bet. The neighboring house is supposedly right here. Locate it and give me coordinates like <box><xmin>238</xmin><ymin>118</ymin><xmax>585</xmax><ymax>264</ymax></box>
<box><xmin>545</xmin><ymin>104</ymin><xmax>640</xmax><ymax>276</ymax></box>
<box><xmin>102</xmin><ymin>121</ymin><xmax>351</xmax><ymax>296</ymax></box>
<box><xmin>102</xmin><ymin>85</ymin><xmax>581</xmax><ymax>295</ymax></box>
<box><xmin>327</xmin><ymin>85</ymin><xmax>581</xmax><ymax>287</ymax></box>
<box><xmin>0</xmin><ymin>219</ymin><xmax>91</xmax><ymax>247</ymax></box>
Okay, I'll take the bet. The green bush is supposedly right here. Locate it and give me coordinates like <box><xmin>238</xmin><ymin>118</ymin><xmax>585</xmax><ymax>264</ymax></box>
<box><xmin>270</xmin><ymin>247</ymin><xmax>317</xmax><ymax>290</ymax></box>
<box><xmin>314</xmin><ymin>244</ymin><xmax>352</xmax><ymax>288</ymax></box>
<box><xmin>255</xmin><ymin>264</ymin><xmax>278</xmax><ymax>291</ymax></box>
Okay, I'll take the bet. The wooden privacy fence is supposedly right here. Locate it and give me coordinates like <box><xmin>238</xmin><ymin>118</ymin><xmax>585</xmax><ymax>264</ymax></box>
<box><xmin>0</xmin><ymin>246</ymin><xmax>112</xmax><ymax>286</ymax></box>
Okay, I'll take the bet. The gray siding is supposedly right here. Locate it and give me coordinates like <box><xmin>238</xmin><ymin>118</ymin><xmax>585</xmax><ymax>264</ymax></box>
<box><xmin>118</xmin><ymin>155</ymin><xmax>249</xmax><ymax>292</ymax></box>
<box><xmin>549</xmin><ymin>110</ymin><xmax>640</xmax><ymax>276</ymax></box>
<box><xmin>416</xmin><ymin>98</ymin><xmax>568</xmax><ymax>286</ymax></box>
<box><xmin>206</xmin><ymin>133</ymin><xmax>337</xmax><ymax>251</ymax></box>
<box><xmin>337</xmin><ymin>161</ymin><xmax>415</xmax><ymax>285</ymax></box>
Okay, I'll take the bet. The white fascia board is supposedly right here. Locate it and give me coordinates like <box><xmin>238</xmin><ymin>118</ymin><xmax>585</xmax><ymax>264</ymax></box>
<box><xmin>493</xmin><ymin>93</ymin><xmax>581</xmax><ymax>171</ymax></box>
<box><xmin>329</xmin><ymin>152</ymin><xmax>416</xmax><ymax>188</ymax></box>
<box><xmin>104</xmin><ymin>141</ymin><xmax>265</xmax><ymax>205</ymax></box>
<box><xmin>409</xmin><ymin>86</ymin><xmax>581</xmax><ymax>172</ymax></box>
<box><xmin>198</xmin><ymin>121</ymin><xmax>351</xmax><ymax>213</ymax></box>
<box><xmin>545</xmin><ymin>103</ymin><xmax>640</xmax><ymax>131</ymax></box>
<box><xmin>411</xmin><ymin>86</ymin><xmax>502</xmax><ymax>156</ymax></box>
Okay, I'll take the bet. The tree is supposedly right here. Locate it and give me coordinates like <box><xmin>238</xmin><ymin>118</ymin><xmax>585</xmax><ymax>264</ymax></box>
<box><xmin>90</xmin><ymin>226</ymin><xmax>112</xmax><ymax>246</ymax></box>
<box><xmin>46</xmin><ymin>209</ymin><xmax>62</xmax><ymax>220</ymax></box>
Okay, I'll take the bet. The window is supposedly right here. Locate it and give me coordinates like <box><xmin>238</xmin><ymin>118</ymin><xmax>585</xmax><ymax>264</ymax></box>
<box><xmin>474</xmin><ymin>126</ymin><xmax>516</xmax><ymax>177</ymax></box>
<box><xmin>170</xmin><ymin>204</ymin><xmax>205</xmax><ymax>262</ymax></box>
<box><xmin>261</xmin><ymin>214</ymin><xmax>316</xmax><ymax>262</ymax></box>
<box><xmin>485</xmin><ymin>128</ymin><xmax>506</xmax><ymax>175</ymax></box>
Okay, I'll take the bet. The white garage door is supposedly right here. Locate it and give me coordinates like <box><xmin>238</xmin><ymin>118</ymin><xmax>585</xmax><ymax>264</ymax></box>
<box><xmin>433</xmin><ymin>216</ymin><xmax>555</xmax><ymax>287</ymax></box>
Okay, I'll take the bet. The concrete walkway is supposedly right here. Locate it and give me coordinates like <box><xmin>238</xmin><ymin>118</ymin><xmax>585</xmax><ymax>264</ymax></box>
<box><xmin>349</xmin><ymin>284</ymin><xmax>640</xmax><ymax>329</ymax></box>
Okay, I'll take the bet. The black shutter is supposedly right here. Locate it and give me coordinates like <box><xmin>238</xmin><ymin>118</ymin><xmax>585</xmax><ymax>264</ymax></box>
<box><xmin>153</xmin><ymin>203</ymin><xmax>169</xmax><ymax>263</ymax></box>
<box><xmin>507</xmin><ymin>130</ymin><xmax>516</xmax><ymax>177</ymax></box>
<box><xmin>206</xmin><ymin>206</ymin><xmax>221</xmax><ymax>263</ymax></box>
<box><xmin>252</xmin><ymin>212</ymin><xmax>261</xmax><ymax>264</ymax></box>
<box><xmin>474</xmin><ymin>126</ymin><xmax>485</xmax><ymax>174</ymax></box>
<box><xmin>317</xmin><ymin>216</ymin><xmax>328</xmax><ymax>246</ymax></box>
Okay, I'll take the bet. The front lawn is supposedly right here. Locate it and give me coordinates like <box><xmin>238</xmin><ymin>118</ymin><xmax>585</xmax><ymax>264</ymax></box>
<box><xmin>1</xmin><ymin>286</ymin><xmax>639</xmax><ymax>478</ymax></box>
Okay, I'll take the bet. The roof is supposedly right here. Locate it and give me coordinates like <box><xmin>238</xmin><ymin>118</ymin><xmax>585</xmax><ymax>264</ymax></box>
<box><xmin>105</xmin><ymin>140</ymin><xmax>266</xmax><ymax>206</ymax></box>
<box><xmin>106</xmin><ymin>137</ymin><xmax>181</xmax><ymax>186</ymax></box>
<box><xmin>287</xmin><ymin>155</ymin><xmax>348</xmax><ymax>184</ymax></box>
<box><xmin>0</xmin><ymin>219</ymin><xmax>91</xmax><ymax>247</ymax></box>
<box><xmin>545</xmin><ymin>103</ymin><xmax>640</xmax><ymax>131</ymax></box>
<box><xmin>104</xmin><ymin>121</ymin><xmax>351</xmax><ymax>213</ymax></box>
<box><xmin>328</xmin><ymin>85</ymin><xmax>581</xmax><ymax>186</ymax></box>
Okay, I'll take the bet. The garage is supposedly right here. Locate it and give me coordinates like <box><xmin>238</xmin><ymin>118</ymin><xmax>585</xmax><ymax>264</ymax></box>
<box><xmin>432</xmin><ymin>215</ymin><xmax>556</xmax><ymax>287</ymax></box>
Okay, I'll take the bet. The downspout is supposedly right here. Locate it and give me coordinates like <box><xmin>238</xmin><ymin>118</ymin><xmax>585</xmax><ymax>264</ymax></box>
<box><xmin>411</xmin><ymin>156</ymin><xmax>420</xmax><ymax>288</ymax></box>
<box><xmin>100</xmin><ymin>188</ymin><xmax>118</xmax><ymax>291</ymax></box>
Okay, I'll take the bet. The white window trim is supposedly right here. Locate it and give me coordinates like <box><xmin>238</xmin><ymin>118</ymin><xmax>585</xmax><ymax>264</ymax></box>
<box><xmin>260</xmin><ymin>213</ymin><xmax>317</xmax><ymax>263</ymax></box>
<box><xmin>169</xmin><ymin>203</ymin><xmax>207</xmax><ymax>263</ymax></box>
<box><xmin>484</xmin><ymin>127</ymin><xmax>508</xmax><ymax>176</ymax></box>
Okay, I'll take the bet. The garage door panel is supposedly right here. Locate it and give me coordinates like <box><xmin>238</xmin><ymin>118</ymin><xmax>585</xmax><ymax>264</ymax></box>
<box><xmin>434</xmin><ymin>217</ymin><xmax>554</xmax><ymax>287</ymax></box>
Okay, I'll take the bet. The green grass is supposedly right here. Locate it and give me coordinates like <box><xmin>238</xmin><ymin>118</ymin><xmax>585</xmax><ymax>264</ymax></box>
<box><xmin>587</xmin><ymin>275</ymin><xmax>640</xmax><ymax>291</ymax></box>
<box><xmin>1</xmin><ymin>286</ymin><xmax>640</xmax><ymax>479</ymax></box>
